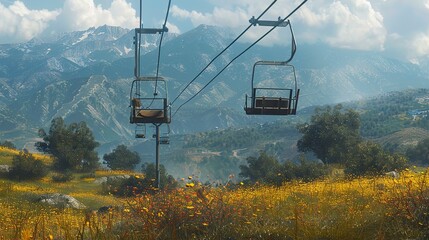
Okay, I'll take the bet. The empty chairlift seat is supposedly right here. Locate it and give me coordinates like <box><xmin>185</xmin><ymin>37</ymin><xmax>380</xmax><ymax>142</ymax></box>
<box><xmin>243</xmin><ymin>19</ymin><xmax>300</xmax><ymax>116</ymax></box>
<box><xmin>245</xmin><ymin>88</ymin><xmax>299</xmax><ymax>115</ymax></box>
<box><xmin>244</xmin><ymin>63</ymin><xmax>300</xmax><ymax>116</ymax></box>
<box><xmin>130</xmin><ymin>77</ymin><xmax>171</xmax><ymax>124</ymax></box>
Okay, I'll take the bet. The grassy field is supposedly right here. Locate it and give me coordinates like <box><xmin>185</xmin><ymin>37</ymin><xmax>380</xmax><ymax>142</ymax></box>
<box><xmin>1</xmin><ymin>148</ymin><xmax>429</xmax><ymax>239</ymax></box>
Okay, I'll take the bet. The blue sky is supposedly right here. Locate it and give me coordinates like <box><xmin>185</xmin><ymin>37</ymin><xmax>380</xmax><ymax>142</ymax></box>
<box><xmin>0</xmin><ymin>0</ymin><xmax>429</xmax><ymax>62</ymax></box>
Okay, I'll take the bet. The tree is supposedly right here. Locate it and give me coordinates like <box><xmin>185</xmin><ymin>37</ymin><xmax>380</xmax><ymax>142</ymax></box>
<box><xmin>141</xmin><ymin>163</ymin><xmax>177</xmax><ymax>189</ymax></box>
<box><xmin>297</xmin><ymin>104</ymin><xmax>361</xmax><ymax>164</ymax></box>
<box><xmin>239</xmin><ymin>152</ymin><xmax>281</xmax><ymax>184</ymax></box>
<box><xmin>345</xmin><ymin>141</ymin><xmax>408</xmax><ymax>176</ymax></box>
<box><xmin>9</xmin><ymin>150</ymin><xmax>48</xmax><ymax>181</ymax></box>
<box><xmin>0</xmin><ymin>140</ymin><xmax>16</xmax><ymax>149</ymax></box>
<box><xmin>103</xmin><ymin>145</ymin><xmax>141</xmax><ymax>170</ymax></box>
<box><xmin>239</xmin><ymin>152</ymin><xmax>329</xmax><ymax>186</ymax></box>
<box><xmin>41</xmin><ymin>117</ymin><xmax>100</xmax><ymax>172</ymax></box>
<box><xmin>406</xmin><ymin>138</ymin><xmax>429</xmax><ymax>164</ymax></box>
<box><xmin>103</xmin><ymin>163</ymin><xmax>178</xmax><ymax>197</ymax></box>
<box><xmin>290</xmin><ymin>155</ymin><xmax>329</xmax><ymax>182</ymax></box>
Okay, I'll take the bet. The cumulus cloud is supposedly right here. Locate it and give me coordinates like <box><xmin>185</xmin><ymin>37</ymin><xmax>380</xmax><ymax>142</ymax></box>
<box><xmin>171</xmin><ymin>5</ymin><xmax>248</xmax><ymax>29</ymax></box>
<box><xmin>49</xmin><ymin>0</ymin><xmax>138</xmax><ymax>34</ymax></box>
<box><xmin>1</xmin><ymin>0</ymin><xmax>429</xmax><ymax>61</ymax></box>
<box><xmin>0</xmin><ymin>1</ymin><xmax>59</xmax><ymax>44</ymax></box>
<box><xmin>373</xmin><ymin>0</ymin><xmax>429</xmax><ymax>60</ymax></box>
<box><xmin>171</xmin><ymin>0</ymin><xmax>429</xmax><ymax>60</ymax></box>
<box><xmin>166</xmin><ymin>22</ymin><xmax>181</xmax><ymax>34</ymax></box>
<box><xmin>171</xmin><ymin>3</ymin><xmax>285</xmax><ymax>46</ymax></box>
<box><xmin>0</xmin><ymin>0</ymin><xmax>139</xmax><ymax>44</ymax></box>
<box><xmin>296</xmin><ymin>0</ymin><xmax>386</xmax><ymax>50</ymax></box>
<box><xmin>171</xmin><ymin>0</ymin><xmax>387</xmax><ymax>50</ymax></box>
<box><xmin>413</xmin><ymin>33</ymin><xmax>429</xmax><ymax>57</ymax></box>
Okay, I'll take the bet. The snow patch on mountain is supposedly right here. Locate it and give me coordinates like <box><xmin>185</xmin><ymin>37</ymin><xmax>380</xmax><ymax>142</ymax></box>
<box><xmin>72</xmin><ymin>30</ymin><xmax>94</xmax><ymax>46</ymax></box>
<box><xmin>124</xmin><ymin>46</ymin><xmax>132</xmax><ymax>55</ymax></box>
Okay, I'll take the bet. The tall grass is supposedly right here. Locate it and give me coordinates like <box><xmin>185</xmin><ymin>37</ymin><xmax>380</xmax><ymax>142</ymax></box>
<box><xmin>1</xmin><ymin>146</ymin><xmax>428</xmax><ymax>239</ymax></box>
<box><xmin>1</xmin><ymin>169</ymin><xmax>428</xmax><ymax>239</ymax></box>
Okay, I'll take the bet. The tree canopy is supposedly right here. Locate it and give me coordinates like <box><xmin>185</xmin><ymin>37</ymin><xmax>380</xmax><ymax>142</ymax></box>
<box><xmin>345</xmin><ymin>141</ymin><xmax>408</xmax><ymax>176</ymax></box>
<box><xmin>239</xmin><ymin>152</ymin><xmax>328</xmax><ymax>185</ymax></box>
<box><xmin>0</xmin><ymin>140</ymin><xmax>16</xmax><ymax>149</ymax></box>
<box><xmin>239</xmin><ymin>152</ymin><xmax>281</xmax><ymax>184</ymax></box>
<box><xmin>9</xmin><ymin>150</ymin><xmax>48</xmax><ymax>181</ymax></box>
<box><xmin>406</xmin><ymin>138</ymin><xmax>429</xmax><ymax>164</ymax></box>
<box><xmin>297</xmin><ymin>104</ymin><xmax>361</xmax><ymax>164</ymax></box>
<box><xmin>103</xmin><ymin>145</ymin><xmax>141</xmax><ymax>170</ymax></box>
<box><xmin>40</xmin><ymin>117</ymin><xmax>99</xmax><ymax>172</ymax></box>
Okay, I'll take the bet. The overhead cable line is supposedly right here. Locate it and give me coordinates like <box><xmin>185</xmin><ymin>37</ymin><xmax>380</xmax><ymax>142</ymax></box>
<box><xmin>154</xmin><ymin>0</ymin><xmax>172</xmax><ymax>95</ymax></box>
<box><xmin>172</xmin><ymin>0</ymin><xmax>308</xmax><ymax>117</ymax></box>
<box><xmin>135</xmin><ymin>0</ymin><xmax>144</xmax><ymax>96</ymax></box>
<box><xmin>170</xmin><ymin>0</ymin><xmax>278</xmax><ymax>106</ymax></box>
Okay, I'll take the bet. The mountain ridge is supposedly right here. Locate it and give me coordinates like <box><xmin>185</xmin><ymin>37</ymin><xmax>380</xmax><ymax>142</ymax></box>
<box><xmin>0</xmin><ymin>24</ymin><xmax>427</xmax><ymax>152</ymax></box>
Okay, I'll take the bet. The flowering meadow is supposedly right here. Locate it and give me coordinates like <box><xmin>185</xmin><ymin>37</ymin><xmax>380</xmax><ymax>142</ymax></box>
<box><xmin>1</xmin><ymin>164</ymin><xmax>429</xmax><ymax>239</ymax></box>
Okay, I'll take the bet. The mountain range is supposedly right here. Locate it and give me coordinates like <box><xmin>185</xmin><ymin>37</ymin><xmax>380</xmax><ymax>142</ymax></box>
<box><xmin>0</xmin><ymin>24</ymin><xmax>428</xmax><ymax>154</ymax></box>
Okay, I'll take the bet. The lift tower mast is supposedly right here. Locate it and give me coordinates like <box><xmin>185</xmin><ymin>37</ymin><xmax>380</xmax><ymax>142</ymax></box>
<box><xmin>130</xmin><ymin>1</ymin><xmax>170</xmax><ymax>189</ymax></box>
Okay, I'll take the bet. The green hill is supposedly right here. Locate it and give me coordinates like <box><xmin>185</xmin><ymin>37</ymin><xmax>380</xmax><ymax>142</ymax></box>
<box><xmin>375</xmin><ymin>127</ymin><xmax>429</xmax><ymax>153</ymax></box>
<box><xmin>152</xmin><ymin>88</ymin><xmax>429</xmax><ymax>181</ymax></box>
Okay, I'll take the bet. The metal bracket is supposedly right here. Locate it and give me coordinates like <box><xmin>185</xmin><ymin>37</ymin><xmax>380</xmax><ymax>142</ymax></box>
<box><xmin>249</xmin><ymin>16</ymin><xmax>289</xmax><ymax>27</ymax></box>
<box><xmin>135</xmin><ymin>26</ymin><xmax>169</xmax><ymax>34</ymax></box>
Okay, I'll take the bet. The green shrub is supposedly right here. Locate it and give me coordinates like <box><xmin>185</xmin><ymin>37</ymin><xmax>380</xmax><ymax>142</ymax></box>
<box><xmin>290</xmin><ymin>155</ymin><xmax>329</xmax><ymax>182</ymax></box>
<box><xmin>79</xmin><ymin>172</ymin><xmax>96</xmax><ymax>179</ymax></box>
<box><xmin>406</xmin><ymin>138</ymin><xmax>429</xmax><ymax>164</ymax></box>
<box><xmin>239</xmin><ymin>152</ymin><xmax>281</xmax><ymax>184</ymax></box>
<box><xmin>345</xmin><ymin>141</ymin><xmax>408</xmax><ymax>177</ymax></box>
<box><xmin>0</xmin><ymin>140</ymin><xmax>16</xmax><ymax>149</ymax></box>
<box><xmin>8</xmin><ymin>151</ymin><xmax>48</xmax><ymax>181</ymax></box>
<box><xmin>103</xmin><ymin>145</ymin><xmax>141</xmax><ymax>170</ymax></box>
<box><xmin>103</xmin><ymin>164</ymin><xmax>177</xmax><ymax>197</ymax></box>
<box><xmin>240</xmin><ymin>152</ymin><xmax>328</xmax><ymax>186</ymax></box>
<box><xmin>51</xmin><ymin>171</ymin><xmax>74</xmax><ymax>182</ymax></box>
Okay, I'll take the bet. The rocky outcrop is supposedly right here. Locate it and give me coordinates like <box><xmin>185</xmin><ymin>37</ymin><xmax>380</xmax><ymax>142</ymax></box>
<box><xmin>0</xmin><ymin>165</ymin><xmax>10</xmax><ymax>173</ymax></box>
<box><xmin>38</xmin><ymin>193</ymin><xmax>86</xmax><ymax>209</ymax></box>
<box><xmin>93</xmin><ymin>175</ymin><xmax>130</xmax><ymax>184</ymax></box>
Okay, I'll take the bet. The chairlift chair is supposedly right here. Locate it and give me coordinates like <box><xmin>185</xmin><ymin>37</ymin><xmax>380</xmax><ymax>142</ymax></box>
<box><xmin>160</xmin><ymin>136</ymin><xmax>170</xmax><ymax>145</ymax></box>
<box><xmin>150</xmin><ymin>124</ymin><xmax>170</xmax><ymax>144</ymax></box>
<box><xmin>244</xmin><ymin>19</ymin><xmax>300</xmax><ymax>116</ymax></box>
<box><xmin>160</xmin><ymin>124</ymin><xmax>171</xmax><ymax>145</ymax></box>
<box><xmin>135</xmin><ymin>124</ymin><xmax>146</xmax><ymax>138</ymax></box>
<box><xmin>244</xmin><ymin>62</ymin><xmax>299</xmax><ymax>115</ymax></box>
<box><xmin>130</xmin><ymin>76</ymin><xmax>171</xmax><ymax>124</ymax></box>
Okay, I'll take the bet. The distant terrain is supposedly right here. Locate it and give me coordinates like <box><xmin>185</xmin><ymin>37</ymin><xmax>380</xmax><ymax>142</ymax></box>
<box><xmin>0</xmin><ymin>25</ymin><xmax>428</xmax><ymax>142</ymax></box>
<box><xmin>0</xmin><ymin>25</ymin><xmax>428</xmax><ymax>179</ymax></box>
<box><xmin>129</xmin><ymin>88</ymin><xmax>429</xmax><ymax>181</ymax></box>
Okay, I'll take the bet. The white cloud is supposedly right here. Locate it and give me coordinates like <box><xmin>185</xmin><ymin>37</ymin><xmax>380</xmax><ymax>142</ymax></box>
<box><xmin>171</xmin><ymin>0</ymin><xmax>429</xmax><ymax>60</ymax></box>
<box><xmin>171</xmin><ymin>5</ymin><xmax>248</xmax><ymax>29</ymax></box>
<box><xmin>171</xmin><ymin>0</ymin><xmax>386</xmax><ymax>50</ymax></box>
<box><xmin>166</xmin><ymin>22</ymin><xmax>181</xmax><ymax>34</ymax></box>
<box><xmin>0</xmin><ymin>0</ymin><xmax>139</xmax><ymax>44</ymax></box>
<box><xmin>297</xmin><ymin>0</ymin><xmax>386</xmax><ymax>50</ymax></box>
<box><xmin>0</xmin><ymin>1</ymin><xmax>59</xmax><ymax>44</ymax></box>
<box><xmin>51</xmin><ymin>0</ymin><xmax>138</xmax><ymax>33</ymax></box>
<box><xmin>1</xmin><ymin>0</ymin><xmax>429</xmax><ymax>61</ymax></box>
<box><xmin>413</xmin><ymin>33</ymin><xmax>429</xmax><ymax>56</ymax></box>
<box><xmin>373</xmin><ymin>0</ymin><xmax>429</xmax><ymax>60</ymax></box>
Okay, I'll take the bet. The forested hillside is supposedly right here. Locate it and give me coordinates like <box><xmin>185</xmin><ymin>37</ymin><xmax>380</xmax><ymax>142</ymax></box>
<box><xmin>352</xmin><ymin>89</ymin><xmax>429</xmax><ymax>137</ymax></box>
<box><xmin>149</xmin><ymin>88</ymin><xmax>429</xmax><ymax>181</ymax></box>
